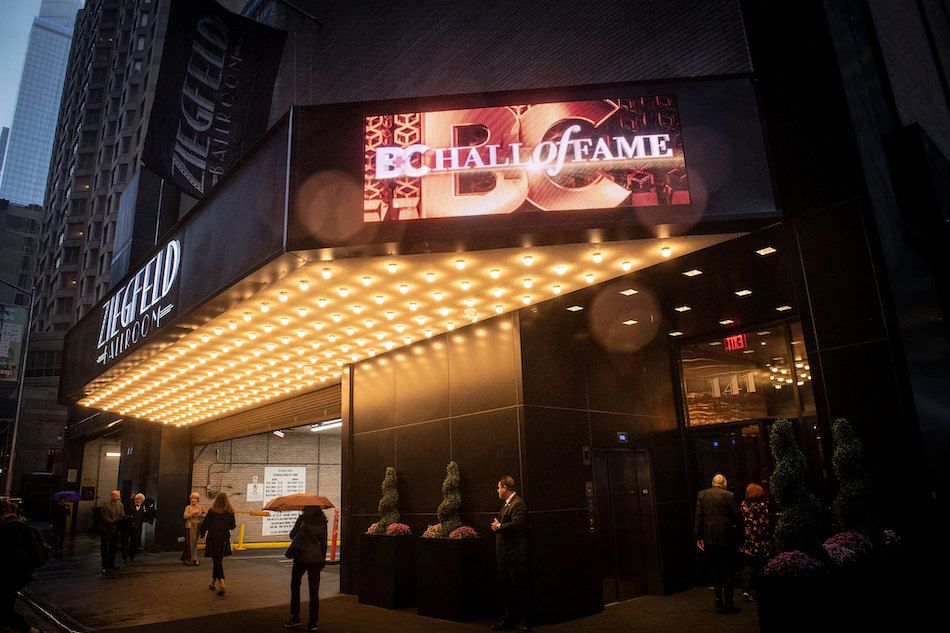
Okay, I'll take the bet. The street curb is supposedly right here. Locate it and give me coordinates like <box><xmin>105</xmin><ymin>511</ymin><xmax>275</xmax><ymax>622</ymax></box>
<box><xmin>20</xmin><ymin>590</ymin><xmax>90</xmax><ymax>633</ymax></box>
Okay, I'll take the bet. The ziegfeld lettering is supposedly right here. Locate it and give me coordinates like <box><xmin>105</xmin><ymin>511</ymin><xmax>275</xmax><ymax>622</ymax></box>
<box><xmin>96</xmin><ymin>240</ymin><xmax>181</xmax><ymax>365</ymax></box>
<box><xmin>375</xmin><ymin>126</ymin><xmax>674</xmax><ymax>180</ymax></box>
<box><xmin>171</xmin><ymin>17</ymin><xmax>245</xmax><ymax>195</ymax></box>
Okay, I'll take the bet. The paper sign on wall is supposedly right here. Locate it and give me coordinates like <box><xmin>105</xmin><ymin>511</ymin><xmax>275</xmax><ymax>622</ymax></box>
<box><xmin>262</xmin><ymin>466</ymin><xmax>305</xmax><ymax>536</ymax></box>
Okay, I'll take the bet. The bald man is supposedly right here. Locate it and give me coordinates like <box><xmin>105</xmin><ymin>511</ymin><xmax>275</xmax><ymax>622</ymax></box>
<box><xmin>694</xmin><ymin>474</ymin><xmax>742</xmax><ymax>613</ymax></box>
<box><xmin>99</xmin><ymin>490</ymin><xmax>125</xmax><ymax>573</ymax></box>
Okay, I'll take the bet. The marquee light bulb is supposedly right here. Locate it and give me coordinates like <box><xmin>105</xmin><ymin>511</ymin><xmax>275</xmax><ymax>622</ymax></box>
<box><xmin>280</xmin><ymin>337</ymin><xmax>290</xmax><ymax>345</ymax></box>
<box><xmin>490</xmin><ymin>269</ymin><xmax>500</xmax><ymax>279</ymax></box>
<box><xmin>523</xmin><ymin>255</ymin><xmax>534</xmax><ymax>266</ymax></box>
<box><xmin>455</xmin><ymin>259</ymin><xmax>466</xmax><ymax>270</ymax></box>
<box><xmin>352</xmin><ymin>305</ymin><xmax>363</xmax><ymax>314</ymax></box>
<box><xmin>434</xmin><ymin>292</ymin><xmax>443</xmax><ymax>301</ymax></box>
<box><xmin>261</xmin><ymin>303</ymin><xmax>270</xmax><ymax>312</ymax></box>
<box><xmin>200</xmin><ymin>335</ymin><xmax>210</xmax><ymax>343</ymax></box>
<box><xmin>399</xmin><ymin>284</ymin><xmax>409</xmax><ymax>294</ymax></box>
<box><xmin>660</xmin><ymin>246</ymin><xmax>672</xmax><ymax>258</ymax></box>
<box><xmin>279</xmin><ymin>316</ymin><xmax>290</xmax><ymax>326</ymax></box>
<box><xmin>313</xmin><ymin>322</ymin><xmax>324</xmax><ymax>330</ymax></box>
<box><xmin>262</xmin><ymin>324</ymin><xmax>273</xmax><ymax>334</ymax></box>
<box><xmin>338</xmin><ymin>288</ymin><xmax>349</xmax><ymax>298</ymax></box>
<box><xmin>357</xmin><ymin>338</ymin><xmax>366</xmax><ymax>346</ymax></box>
<box><xmin>386</xmin><ymin>311</ymin><xmax>395</xmax><ymax>320</ymax></box>
<box><xmin>439</xmin><ymin>308</ymin><xmax>449</xmax><ymax>317</ymax></box>
<box><xmin>345</xmin><ymin>327</ymin><xmax>356</xmax><ymax>336</ymax></box>
<box><xmin>446</xmin><ymin>321</ymin><xmax>455</xmax><ymax>331</ymax></box>
<box><xmin>298</xmin><ymin>280</ymin><xmax>310</xmax><ymax>292</ymax></box>
<box><xmin>492</xmin><ymin>288</ymin><xmax>503</xmax><ymax>297</ymax></box>
<box><xmin>522</xmin><ymin>295</ymin><xmax>531</xmax><ymax>304</ymax></box>
<box><xmin>228</xmin><ymin>320</ymin><xmax>238</xmax><ymax>330</ymax></box>
<box><xmin>585</xmin><ymin>273</ymin><xmax>595</xmax><ymax>283</ymax></box>
<box><xmin>386</xmin><ymin>263</ymin><xmax>398</xmax><ymax>273</ymax></box>
<box><xmin>395</xmin><ymin>324</ymin><xmax>405</xmax><ymax>333</ymax></box>
<box><xmin>214</xmin><ymin>327</ymin><xmax>223</xmax><ymax>336</ymax></box>
<box><xmin>416</xmin><ymin>316</ymin><xmax>426</xmax><ymax>325</ymax></box>
<box><xmin>425</xmin><ymin>272</ymin><xmax>436</xmax><ymax>282</ymax></box>
<box><xmin>188</xmin><ymin>342</ymin><xmax>197</xmax><ymax>349</ymax></box>
<box><xmin>592</xmin><ymin>252</ymin><xmax>603</xmax><ymax>264</ymax></box>
<box><xmin>425</xmin><ymin>329</ymin><xmax>433</xmax><ymax>338</ymax></box>
<box><xmin>321</xmin><ymin>268</ymin><xmax>332</xmax><ymax>279</ymax></box>
<box><xmin>296</xmin><ymin>329</ymin><xmax>306</xmax><ymax>338</ymax></box>
<box><xmin>621</xmin><ymin>261</ymin><xmax>632</xmax><ymax>271</ymax></box>
<box><xmin>464</xmin><ymin>299</ymin><xmax>475</xmax><ymax>307</ymax></box>
<box><xmin>495</xmin><ymin>304</ymin><xmax>504</xmax><ymax>313</ymax></box>
<box><xmin>331</xmin><ymin>314</ymin><xmax>342</xmax><ymax>323</ymax></box>
<box><xmin>297</xmin><ymin>308</ymin><xmax>308</xmax><ymax>317</ymax></box>
<box><xmin>317</xmin><ymin>298</ymin><xmax>327</xmax><ymax>308</ymax></box>
<box><xmin>552</xmin><ymin>285</ymin><xmax>562</xmax><ymax>294</ymax></box>
<box><xmin>327</xmin><ymin>335</ymin><xmax>337</xmax><ymax>343</ymax></box>
<box><xmin>408</xmin><ymin>302</ymin><xmax>418</xmax><ymax>311</ymax></box>
<box><xmin>364</xmin><ymin>319</ymin><xmax>374</xmax><ymax>328</ymax></box>
<box><xmin>523</xmin><ymin>278</ymin><xmax>533</xmax><ymax>288</ymax></box>
<box><xmin>278</xmin><ymin>292</ymin><xmax>289</xmax><ymax>303</ymax></box>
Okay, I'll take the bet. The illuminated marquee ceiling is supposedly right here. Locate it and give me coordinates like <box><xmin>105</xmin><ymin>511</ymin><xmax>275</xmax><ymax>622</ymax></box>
<box><xmin>79</xmin><ymin>236</ymin><xmax>741</xmax><ymax>427</ymax></box>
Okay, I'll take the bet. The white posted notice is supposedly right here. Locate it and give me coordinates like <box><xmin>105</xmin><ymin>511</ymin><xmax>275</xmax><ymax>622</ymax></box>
<box><xmin>262</xmin><ymin>466</ymin><xmax>306</xmax><ymax>536</ymax></box>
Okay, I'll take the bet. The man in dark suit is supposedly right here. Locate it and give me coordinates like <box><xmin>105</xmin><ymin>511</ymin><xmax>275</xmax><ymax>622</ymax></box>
<box><xmin>491</xmin><ymin>476</ymin><xmax>530</xmax><ymax>633</ymax></box>
<box><xmin>695</xmin><ymin>473</ymin><xmax>743</xmax><ymax>613</ymax></box>
<box><xmin>123</xmin><ymin>493</ymin><xmax>156</xmax><ymax>561</ymax></box>
<box><xmin>99</xmin><ymin>490</ymin><xmax>125</xmax><ymax>573</ymax></box>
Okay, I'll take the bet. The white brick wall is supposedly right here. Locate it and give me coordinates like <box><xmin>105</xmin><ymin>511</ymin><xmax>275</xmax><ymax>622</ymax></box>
<box><xmin>191</xmin><ymin>428</ymin><xmax>341</xmax><ymax>543</ymax></box>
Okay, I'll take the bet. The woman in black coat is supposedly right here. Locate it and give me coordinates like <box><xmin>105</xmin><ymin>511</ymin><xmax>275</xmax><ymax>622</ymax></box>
<box><xmin>285</xmin><ymin>506</ymin><xmax>327</xmax><ymax>631</ymax></box>
<box><xmin>200</xmin><ymin>492</ymin><xmax>235</xmax><ymax>596</ymax></box>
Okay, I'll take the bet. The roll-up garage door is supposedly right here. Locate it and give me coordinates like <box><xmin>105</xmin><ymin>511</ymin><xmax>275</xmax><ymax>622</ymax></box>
<box><xmin>191</xmin><ymin>384</ymin><xmax>342</xmax><ymax>445</ymax></box>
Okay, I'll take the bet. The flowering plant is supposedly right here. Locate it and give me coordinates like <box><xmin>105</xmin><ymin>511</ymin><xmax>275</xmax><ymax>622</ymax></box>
<box><xmin>422</xmin><ymin>523</ymin><xmax>442</xmax><ymax>538</ymax></box>
<box><xmin>448</xmin><ymin>525</ymin><xmax>479</xmax><ymax>539</ymax></box>
<box><xmin>385</xmin><ymin>523</ymin><xmax>412</xmax><ymax>536</ymax></box>
<box><xmin>822</xmin><ymin>531</ymin><xmax>873</xmax><ymax>567</ymax></box>
<box><xmin>764</xmin><ymin>550</ymin><xmax>824</xmax><ymax>576</ymax></box>
<box><xmin>366</xmin><ymin>522</ymin><xmax>378</xmax><ymax>535</ymax></box>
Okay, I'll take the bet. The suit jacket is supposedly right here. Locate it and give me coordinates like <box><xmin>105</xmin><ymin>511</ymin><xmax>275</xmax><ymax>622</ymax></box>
<box><xmin>495</xmin><ymin>494</ymin><xmax>528</xmax><ymax>565</ymax></box>
<box><xmin>694</xmin><ymin>486</ymin><xmax>742</xmax><ymax>547</ymax></box>
<box><xmin>99</xmin><ymin>501</ymin><xmax>125</xmax><ymax>534</ymax></box>
<box><xmin>127</xmin><ymin>502</ymin><xmax>156</xmax><ymax>530</ymax></box>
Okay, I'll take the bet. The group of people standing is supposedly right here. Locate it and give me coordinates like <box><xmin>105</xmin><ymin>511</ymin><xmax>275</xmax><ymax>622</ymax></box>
<box><xmin>180</xmin><ymin>491</ymin><xmax>327</xmax><ymax>632</ymax></box>
<box><xmin>98</xmin><ymin>490</ymin><xmax>156</xmax><ymax>572</ymax></box>
<box><xmin>694</xmin><ymin>473</ymin><xmax>771</xmax><ymax>614</ymax></box>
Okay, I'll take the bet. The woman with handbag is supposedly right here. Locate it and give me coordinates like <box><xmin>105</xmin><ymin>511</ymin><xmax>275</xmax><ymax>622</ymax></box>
<box><xmin>181</xmin><ymin>492</ymin><xmax>205</xmax><ymax>566</ymax></box>
<box><xmin>284</xmin><ymin>506</ymin><xmax>327</xmax><ymax>631</ymax></box>
<box><xmin>200</xmin><ymin>492</ymin><xmax>236</xmax><ymax>597</ymax></box>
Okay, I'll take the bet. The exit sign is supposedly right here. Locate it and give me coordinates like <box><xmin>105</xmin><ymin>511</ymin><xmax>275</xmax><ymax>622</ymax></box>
<box><xmin>724</xmin><ymin>333</ymin><xmax>748</xmax><ymax>351</ymax></box>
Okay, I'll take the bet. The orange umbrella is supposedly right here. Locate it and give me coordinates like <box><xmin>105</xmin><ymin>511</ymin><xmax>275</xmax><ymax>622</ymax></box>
<box><xmin>263</xmin><ymin>493</ymin><xmax>334</xmax><ymax>511</ymax></box>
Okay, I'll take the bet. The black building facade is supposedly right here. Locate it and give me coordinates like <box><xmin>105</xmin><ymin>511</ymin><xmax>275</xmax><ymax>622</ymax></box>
<box><xmin>54</xmin><ymin>0</ymin><xmax>948</xmax><ymax>625</ymax></box>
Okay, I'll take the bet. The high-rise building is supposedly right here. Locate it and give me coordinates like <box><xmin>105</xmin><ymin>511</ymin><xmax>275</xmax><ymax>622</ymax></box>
<box><xmin>4</xmin><ymin>0</ymin><xmax>170</xmax><ymax>499</ymax></box>
<box><xmin>0</xmin><ymin>127</ymin><xmax>10</xmax><ymax>182</ymax></box>
<box><xmin>0</xmin><ymin>1</ymin><xmax>79</xmax><ymax>207</ymax></box>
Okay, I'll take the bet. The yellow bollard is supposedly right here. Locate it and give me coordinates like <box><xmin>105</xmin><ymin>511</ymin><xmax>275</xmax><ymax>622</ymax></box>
<box><xmin>233</xmin><ymin>523</ymin><xmax>247</xmax><ymax>551</ymax></box>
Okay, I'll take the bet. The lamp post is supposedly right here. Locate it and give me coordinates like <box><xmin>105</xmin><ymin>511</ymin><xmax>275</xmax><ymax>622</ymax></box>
<box><xmin>0</xmin><ymin>277</ymin><xmax>34</xmax><ymax>497</ymax></box>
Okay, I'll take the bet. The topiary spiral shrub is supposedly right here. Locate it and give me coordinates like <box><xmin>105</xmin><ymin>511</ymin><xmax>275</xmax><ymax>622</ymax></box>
<box><xmin>769</xmin><ymin>419</ymin><xmax>823</xmax><ymax>555</ymax></box>
<box><xmin>370</xmin><ymin>466</ymin><xmax>400</xmax><ymax>535</ymax></box>
<box><xmin>435</xmin><ymin>461</ymin><xmax>462</xmax><ymax>538</ymax></box>
<box><xmin>831</xmin><ymin>418</ymin><xmax>878</xmax><ymax>537</ymax></box>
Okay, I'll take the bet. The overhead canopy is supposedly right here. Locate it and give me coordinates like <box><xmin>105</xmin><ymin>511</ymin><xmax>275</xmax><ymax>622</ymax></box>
<box><xmin>61</xmin><ymin>77</ymin><xmax>778</xmax><ymax>427</ymax></box>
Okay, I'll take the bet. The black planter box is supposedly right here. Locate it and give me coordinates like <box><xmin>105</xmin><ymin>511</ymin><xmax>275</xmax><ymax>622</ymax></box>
<box><xmin>358</xmin><ymin>534</ymin><xmax>416</xmax><ymax>609</ymax></box>
<box><xmin>415</xmin><ymin>537</ymin><xmax>494</xmax><ymax>621</ymax></box>
<box><xmin>756</xmin><ymin>573</ymin><xmax>830</xmax><ymax>633</ymax></box>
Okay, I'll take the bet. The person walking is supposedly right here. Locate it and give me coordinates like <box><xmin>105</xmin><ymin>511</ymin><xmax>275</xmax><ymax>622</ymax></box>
<box><xmin>0</xmin><ymin>499</ymin><xmax>41</xmax><ymax>633</ymax></box>
<box><xmin>490</xmin><ymin>476</ymin><xmax>530</xmax><ymax>633</ymax></box>
<box><xmin>99</xmin><ymin>490</ymin><xmax>125</xmax><ymax>573</ymax></box>
<box><xmin>50</xmin><ymin>497</ymin><xmax>70</xmax><ymax>554</ymax></box>
<box><xmin>284</xmin><ymin>506</ymin><xmax>327</xmax><ymax>631</ymax></box>
<box><xmin>181</xmin><ymin>492</ymin><xmax>205</xmax><ymax>566</ymax></box>
<box><xmin>200</xmin><ymin>492</ymin><xmax>236</xmax><ymax>596</ymax></box>
<box><xmin>124</xmin><ymin>493</ymin><xmax>155</xmax><ymax>562</ymax></box>
<box><xmin>739</xmin><ymin>483</ymin><xmax>771</xmax><ymax>602</ymax></box>
<box><xmin>694</xmin><ymin>473</ymin><xmax>743</xmax><ymax>613</ymax></box>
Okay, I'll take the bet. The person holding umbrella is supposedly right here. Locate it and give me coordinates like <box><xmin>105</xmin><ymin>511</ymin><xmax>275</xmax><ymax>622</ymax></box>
<box><xmin>284</xmin><ymin>506</ymin><xmax>327</xmax><ymax>631</ymax></box>
<box><xmin>50</xmin><ymin>496</ymin><xmax>71</xmax><ymax>554</ymax></box>
<box><xmin>200</xmin><ymin>492</ymin><xmax>236</xmax><ymax>596</ymax></box>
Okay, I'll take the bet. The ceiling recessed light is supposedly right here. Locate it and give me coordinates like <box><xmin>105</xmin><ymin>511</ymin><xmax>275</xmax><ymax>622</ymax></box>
<box><xmin>669</xmin><ymin>331</ymin><xmax>684</xmax><ymax>337</ymax></box>
<box><xmin>757</xmin><ymin>331</ymin><xmax>771</xmax><ymax>336</ymax></box>
<box><xmin>622</xmin><ymin>320</ymin><xmax>638</xmax><ymax>326</ymax></box>
<box><xmin>660</xmin><ymin>246</ymin><xmax>672</xmax><ymax>258</ymax></box>
<box><xmin>735</xmin><ymin>289</ymin><xmax>752</xmax><ymax>297</ymax></box>
<box><xmin>567</xmin><ymin>305</ymin><xmax>584</xmax><ymax>312</ymax></box>
<box><xmin>620</xmin><ymin>288</ymin><xmax>638</xmax><ymax>296</ymax></box>
<box><xmin>674</xmin><ymin>305</ymin><xmax>691</xmax><ymax>312</ymax></box>
<box><xmin>756</xmin><ymin>246</ymin><xmax>777</xmax><ymax>256</ymax></box>
<box><xmin>708</xmin><ymin>341</ymin><xmax>722</xmax><ymax>346</ymax></box>
<box><xmin>719</xmin><ymin>319</ymin><xmax>734</xmax><ymax>325</ymax></box>
<box><xmin>683</xmin><ymin>269</ymin><xmax>703</xmax><ymax>277</ymax></box>
<box><xmin>592</xmin><ymin>252</ymin><xmax>603</xmax><ymax>264</ymax></box>
<box><xmin>776</xmin><ymin>305</ymin><xmax>792</xmax><ymax>312</ymax></box>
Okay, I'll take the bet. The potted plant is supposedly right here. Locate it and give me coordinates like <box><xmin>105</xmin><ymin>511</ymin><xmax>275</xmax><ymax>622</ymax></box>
<box><xmin>359</xmin><ymin>467</ymin><xmax>415</xmax><ymax>609</ymax></box>
<box><xmin>757</xmin><ymin>420</ymin><xmax>828</xmax><ymax>633</ymax></box>
<box><xmin>415</xmin><ymin>461</ymin><xmax>492</xmax><ymax>621</ymax></box>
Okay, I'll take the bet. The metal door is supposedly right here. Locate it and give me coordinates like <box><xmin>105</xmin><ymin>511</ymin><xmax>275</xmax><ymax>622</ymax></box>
<box><xmin>592</xmin><ymin>449</ymin><xmax>662</xmax><ymax>604</ymax></box>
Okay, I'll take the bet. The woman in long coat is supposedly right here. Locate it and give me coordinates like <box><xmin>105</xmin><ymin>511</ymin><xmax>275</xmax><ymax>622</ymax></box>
<box><xmin>181</xmin><ymin>492</ymin><xmax>205</xmax><ymax>565</ymax></box>
<box><xmin>200</xmin><ymin>492</ymin><xmax>236</xmax><ymax>596</ymax></box>
<box><xmin>285</xmin><ymin>506</ymin><xmax>327</xmax><ymax>631</ymax></box>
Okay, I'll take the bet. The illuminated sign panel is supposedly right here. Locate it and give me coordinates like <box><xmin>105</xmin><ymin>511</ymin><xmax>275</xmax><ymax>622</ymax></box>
<box><xmin>364</xmin><ymin>96</ymin><xmax>690</xmax><ymax>222</ymax></box>
<box><xmin>96</xmin><ymin>239</ymin><xmax>181</xmax><ymax>365</ymax></box>
<box><xmin>724</xmin><ymin>333</ymin><xmax>748</xmax><ymax>351</ymax></box>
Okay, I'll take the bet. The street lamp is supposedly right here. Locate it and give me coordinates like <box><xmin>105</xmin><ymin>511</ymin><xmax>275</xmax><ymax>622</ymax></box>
<box><xmin>0</xmin><ymin>276</ymin><xmax>34</xmax><ymax>497</ymax></box>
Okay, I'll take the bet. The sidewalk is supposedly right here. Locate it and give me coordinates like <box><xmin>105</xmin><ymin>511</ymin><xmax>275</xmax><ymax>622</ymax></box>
<box><xmin>19</xmin><ymin>532</ymin><xmax>760</xmax><ymax>633</ymax></box>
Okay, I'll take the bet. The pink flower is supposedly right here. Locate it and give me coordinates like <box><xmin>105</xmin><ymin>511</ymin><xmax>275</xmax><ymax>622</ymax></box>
<box><xmin>385</xmin><ymin>523</ymin><xmax>412</xmax><ymax>536</ymax></box>
<box><xmin>448</xmin><ymin>525</ymin><xmax>478</xmax><ymax>539</ymax></box>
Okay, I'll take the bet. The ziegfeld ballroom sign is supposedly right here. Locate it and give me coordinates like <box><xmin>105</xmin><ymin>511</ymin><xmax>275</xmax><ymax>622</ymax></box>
<box><xmin>364</xmin><ymin>96</ymin><xmax>691</xmax><ymax>221</ymax></box>
<box><xmin>96</xmin><ymin>240</ymin><xmax>181</xmax><ymax>366</ymax></box>
<box><xmin>142</xmin><ymin>0</ymin><xmax>286</xmax><ymax>199</ymax></box>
